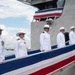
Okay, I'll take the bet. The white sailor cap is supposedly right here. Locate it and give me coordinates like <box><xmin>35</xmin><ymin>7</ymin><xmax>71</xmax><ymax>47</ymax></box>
<box><xmin>70</xmin><ymin>26</ymin><xmax>75</xmax><ymax>29</ymax></box>
<box><xmin>60</xmin><ymin>27</ymin><xmax>65</xmax><ymax>30</ymax></box>
<box><xmin>16</xmin><ymin>31</ymin><xmax>25</xmax><ymax>36</ymax></box>
<box><xmin>44</xmin><ymin>25</ymin><xmax>50</xmax><ymax>28</ymax></box>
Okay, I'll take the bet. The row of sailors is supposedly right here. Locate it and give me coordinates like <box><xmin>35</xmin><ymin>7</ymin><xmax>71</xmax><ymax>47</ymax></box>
<box><xmin>40</xmin><ymin>25</ymin><xmax>75</xmax><ymax>52</ymax></box>
<box><xmin>0</xmin><ymin>25</ymin><xmax>75</xmax><ymax>62</ymax></box>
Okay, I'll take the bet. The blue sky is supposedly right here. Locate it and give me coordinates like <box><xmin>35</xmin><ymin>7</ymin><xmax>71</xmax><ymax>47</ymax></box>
<box><xmin>0</xmin><ymin>0</ymin><xmax>37</xmax><ymax>49</ymax></box>
<box><xmin>0</xmin><ymin>17</ymin><xmax>30</xmax><ymax>28</ymax></box>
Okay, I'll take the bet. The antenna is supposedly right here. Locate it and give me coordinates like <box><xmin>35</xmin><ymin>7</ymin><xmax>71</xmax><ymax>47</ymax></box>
<box><xmin>46</xmin><ymin>18</ymin><xmax>53</xmax><ymax>25</ymax></box>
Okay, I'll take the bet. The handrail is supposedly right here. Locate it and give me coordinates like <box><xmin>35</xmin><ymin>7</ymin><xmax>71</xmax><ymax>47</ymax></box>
<box><xmin>5</xmin><ymin>42</ymin><xmax>69</xmax><ymax>60</ymax></box>
<box><xmin>5</xmin><ymin>44</ymin><xmax>57</xmax><ymax>60</ymax></box>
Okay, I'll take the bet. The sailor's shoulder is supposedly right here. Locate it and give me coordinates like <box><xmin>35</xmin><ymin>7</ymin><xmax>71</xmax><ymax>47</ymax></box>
<box><xmin>42</xmin><ymin>32</ymin><xmax>45</xmax><ymax>33</ymax></box>
<box><xmin>70</xmin><ymin>31</ymin><xmax>74</xmax><ymax>33</ymax></box>
<box><xmin>58</xmin><ymin>32</ymin><xmax>62</xmax><ymax>35</ymax></box>
<box><xmin>40</xmin><ymin>32</ymin><xmax>45</xmax><ymax>35</ymax></box>
<box><xmin>17</xmin><ymin>38</ymin><xmax>20</xmax><ymax>40</ymax></box>
<box><xmin>17</xmin><ymin>38</ymin><xmax>25</xmax><ymax>42</ymax></box>
<box><xmin>57</xmin><ymin>33</ymin><xmax>60</xmax><ymax>35</ymax></box>
<box><xmin>41</xmin><ymin>32</ymin><xmax>45</xmax><ymax>35</ymax></box>
<box><xmin>40</xmin><ymin>32</ymin><xmax>46</xmax><ymax>37</ymax></box>
<box><xmin>16</xmin><ymin>39</ymin><xmax>22</xmax><ymax>44</ymax></box>
<box><xmin>57</xmin><ymin>33</ymin><xmax>61</xmax><ymax>36</ymax></box>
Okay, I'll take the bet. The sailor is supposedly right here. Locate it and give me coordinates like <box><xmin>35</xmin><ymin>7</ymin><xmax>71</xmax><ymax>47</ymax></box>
<box><xmin>69</xmin><ymin>26</ymin><xmax>75</xmax><ymax>45</ymax></box>
<box><xmin>40</xmin><ymin>25</ymin><xmax>51</xmax><ymax>52</ymax></box>
<box><xmin>57</xmin><ymin>27</ymin><xmax>65</xmax><ymax>48</ymax></box>
<box><xmin>14</xmin><ymin>31</ymin><xmax>28</xmax><ymax>58</ymax></box>
<box><xmin>0</xmin><ymin>27</ymin><xmax>5</xmax><ymax>62</ymax></box>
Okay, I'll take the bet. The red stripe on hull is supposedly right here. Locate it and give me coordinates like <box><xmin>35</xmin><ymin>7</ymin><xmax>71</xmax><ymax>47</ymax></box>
<box><xmin>30</xmin><ymin>56</ymin><xmax>75</xmax><ymax>75</ymax></box>
<box><xmin>34</xmin><ymin>13</ymin><xmax>62</xmax><ymax>19</ymax></box>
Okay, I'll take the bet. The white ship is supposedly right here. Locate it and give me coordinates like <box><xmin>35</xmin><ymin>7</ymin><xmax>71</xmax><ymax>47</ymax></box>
<box><xmin>0</xmin><ymin>0</ymin><xmax>75</xmax><ymax>75</ymax></box>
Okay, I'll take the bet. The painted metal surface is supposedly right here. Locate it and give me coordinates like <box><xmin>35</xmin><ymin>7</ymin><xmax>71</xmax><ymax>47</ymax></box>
<box><xmin>0</xmin><ymin>44</ymin><xmax>75</xmax><ymax>75</ymax></box>
<box><xmin>34</xmin><ymin>8</ymin><xmax>63</xmax><ymax>19</ymax></box>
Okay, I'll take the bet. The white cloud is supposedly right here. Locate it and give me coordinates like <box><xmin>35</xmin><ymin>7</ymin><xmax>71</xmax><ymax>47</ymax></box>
<box><xmin>0</xmin><ymin>24</ymin><xmax>31</xmax><ymax>49</ymax></box>
<box><xmin>0</xmin><ymin>0</ymin><xmax>38</xmax><ymax>49</ymax></box>
<box><xmin>0</xmin><ymin>0</ymin><xmax>38</xmax><ymax>50</ymax></box>
<box><xmin>0</xmin><ymin>0</ymin><xmax>38</xmax><ymax>21</ymax></box>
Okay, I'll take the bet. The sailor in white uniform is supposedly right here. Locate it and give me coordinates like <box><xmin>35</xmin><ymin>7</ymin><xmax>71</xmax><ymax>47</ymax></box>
<box><xmin>15</xmin><ymin>31</ymin><xmax>28</xmax><ymax>58</ymax></box>
<box><xmin>40</xmin><ymin>25</ymin><xmax>51</xmax><ymax>52</ymax></box>
<box><xmin>69</xmin><ymin>26</ymin><xmax>75</xmax><ymax>45</ymax></box>
<box><xmin>0</xmin><ymin>27</ymin><xmax>5</xmax><ymax>62</ymax></box>
<box><xmin>57</xmin><ymin>27</ymin><xmax>65</xmax><ymax>48</ymax></box>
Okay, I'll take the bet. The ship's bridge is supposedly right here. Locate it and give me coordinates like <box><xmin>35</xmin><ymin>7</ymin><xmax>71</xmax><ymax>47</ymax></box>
<box><xmin>18</xmin><ymin>0</ymin><xmax>65</xmax><ymax>21</ymax></box>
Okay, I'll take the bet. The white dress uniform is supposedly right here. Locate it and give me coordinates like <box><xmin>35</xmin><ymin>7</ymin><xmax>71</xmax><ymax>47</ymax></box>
<box><xmin>40</xmin><ymin>31</ymin><xmax>51</xmax><ymax>52</ymax></box>
<box><xmin>69</xmin><ymin>31</ymin><xmax>75</xmax><ymax>45</ymax></box>
<box><xmin>57</xmin><ymin>32</ymin><xmax>65</xmax><ymax>48</ymax></box>
<box><xmin>0</xmin><ymin>36</ymin><xmax>5</xmax><ymax>62</ymax></box>
<box><xmin>15</xmin><ymin>38</ymin><xmax>28</xmax><ymax>58</ymax></box>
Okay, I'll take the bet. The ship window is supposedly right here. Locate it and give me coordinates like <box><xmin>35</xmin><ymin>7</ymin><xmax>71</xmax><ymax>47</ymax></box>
<box><xmin>33</xmin><ymin>1</ymin><xmax>58</xmax><ymax>10</ymax></box>
<box><xmin>57</xmin><ymin>0</ymin><xmax>65</xmax><ymax>8</ymax></box>
<box><xmin>33</xmin><ymin>0</ymin><xmax>65</xmax><ymax>21</ymax></box>
<box><xmin>33</xmin><ymin>0</ymin><xmax>65</xmax><ymax>10</ymax></box>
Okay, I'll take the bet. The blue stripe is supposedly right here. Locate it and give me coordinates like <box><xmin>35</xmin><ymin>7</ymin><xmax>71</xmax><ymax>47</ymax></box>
<box><xmin>35</xmin><ymin>8</ymin><xmax>63</xmax><ymax>13</ymax></box>
<box><xmin>5</xmin><ymin>55</ymin><xmax>15</xmax><ymax>60</ymax></box>
<box><xmin>5</xmin><ymin>45</ymin><xmax>57</xmax><ymax>60</ymax></box>
<box><xmin>0</xmin><ymin>45</ymin><xmax>75</xmax><ymax>74</ymax></box>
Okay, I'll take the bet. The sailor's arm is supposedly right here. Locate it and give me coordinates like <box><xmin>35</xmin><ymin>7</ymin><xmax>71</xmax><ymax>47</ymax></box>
<box><xmin>14</xmin><ymin>40</ymin><xmax>19</xmax><ymax>58</ymax></box>
<box><xmin>40</xmin><ymin>33</ymin><xmax>45</xmax><ymax>51</ymax></box>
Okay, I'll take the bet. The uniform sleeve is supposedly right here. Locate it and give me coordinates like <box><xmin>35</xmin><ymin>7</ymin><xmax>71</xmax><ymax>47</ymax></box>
<box><xmin>14</xmin><ymin>41</ymin><xmax>19</xmax><ymax>58</ymax></box>
<box><xmin>69</xmin><ymin>33</ymin><xmax>73</xmax><ymax>44</ymax></box>
<box><xmin>25</xmin><ymin>40</ymin><xmax>28</xmax><ymax>50</ymax></box>
<box><xmin>57</xmin><ymin>34</ymin><xmax>63</xmax><ymax>47</ymax></box>
<box><xmin>0</xmin><ymin>37</ymin><xmax>5</xmax><ymax>60</ymax></box>
<box><xmin>69</xmin><ymin>32</ymin><xmax>75</xmax><ymax>44</ymax></box>
<box><xmin>57</xmin><ymin>34</ymin><xmax>60</xmax><ymax>46</ymax></box>
<box><xmin>40</xmin><ymin>33</ymin><xmax>45</xmax><ymax>50</ymax></box>
<box><xmin>1</xmin><ymin>37</ymin><xmax>5</xmax><ymax>48</ymax></box>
